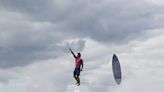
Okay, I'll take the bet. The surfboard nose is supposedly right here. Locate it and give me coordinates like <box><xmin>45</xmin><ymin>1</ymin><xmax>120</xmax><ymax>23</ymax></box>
<box><xmin>113</xmin><ymin>54</ymin><xmax>116</xmax><ymax>57</ymax></box>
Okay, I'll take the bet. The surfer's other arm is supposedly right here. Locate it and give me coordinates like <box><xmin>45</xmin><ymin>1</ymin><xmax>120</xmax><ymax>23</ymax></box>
<box><xmin>81</xmin><ymin>61</ymin><xmax>83</xmax><ymax>71</ymax></box>
<box><xmin>70</xmin><ymin>48</ymin><xmax>77</xmax><ymax>58</ymax></box>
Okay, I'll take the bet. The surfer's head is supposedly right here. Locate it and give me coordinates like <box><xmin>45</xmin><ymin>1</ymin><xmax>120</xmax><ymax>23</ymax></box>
<box><xmin>77</xmin><ymin>53</ymin><xmax>81</xmax><ymax>58</ymax></box>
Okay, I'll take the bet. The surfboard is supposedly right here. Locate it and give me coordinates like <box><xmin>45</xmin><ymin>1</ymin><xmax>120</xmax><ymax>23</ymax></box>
<box><xmin>112</xmin><ymin>54</ymin><xmax>122</xmax><ymax>85</ymax></box>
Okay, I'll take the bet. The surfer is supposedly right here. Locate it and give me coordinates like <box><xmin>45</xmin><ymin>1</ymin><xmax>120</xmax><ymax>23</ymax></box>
<box><xmin>70</xmin><ymin>48</ymin><xmax>84</xmax><ymax>86</ymax></box>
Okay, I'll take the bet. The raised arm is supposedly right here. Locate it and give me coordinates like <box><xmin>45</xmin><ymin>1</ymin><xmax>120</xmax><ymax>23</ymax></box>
<box><xmin>70</xmin><ymin>48</ymin><xmax>77</xmax><ymax>59</ymax></box>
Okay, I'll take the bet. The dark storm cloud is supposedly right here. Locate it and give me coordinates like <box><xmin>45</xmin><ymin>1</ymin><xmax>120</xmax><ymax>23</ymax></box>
<box><xmin>0</xmin><ymin>0</ymin><xmax>81</xmax><ymax>22</ymax></box>
<box><xmin>0</xmin><ymin>0</ymin><xmax>162</xmax><ymax>43</ymax></box>
<box><xmin>0</xmin><ymin>0</ymin><xmax>164</xmax><ymax>68</ymax></box>
<box><xmin>0</xmin><ymin>30</ymin><xmax>85</xmax><ymax>68</ymax></box>
<box><xmin>0</xmin><ymin>31</ymin><xmax>51</xmax><ymax>68</ymax></box>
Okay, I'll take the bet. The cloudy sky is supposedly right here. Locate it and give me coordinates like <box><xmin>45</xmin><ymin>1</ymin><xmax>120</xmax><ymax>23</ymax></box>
<box><xmin>0</xmin><ymin>0</ymin><xmax>164</xmax><ymax>92</ymax></box>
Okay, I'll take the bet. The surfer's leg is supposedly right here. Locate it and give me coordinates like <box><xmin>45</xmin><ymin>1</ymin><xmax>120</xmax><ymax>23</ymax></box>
<box><xmin>74</xmin><ymin>74</ymin><xmax>78</xmax><ymax>83</ymax></box>
<box><xmin>77</xmin><ymin>75</ymin><xmax>80</xmax><ymax>86</ymax></box>
<box><xmin>74</xmin><ymin>70</ymin><xmax>78</xmax><ymax>84</ymax></box>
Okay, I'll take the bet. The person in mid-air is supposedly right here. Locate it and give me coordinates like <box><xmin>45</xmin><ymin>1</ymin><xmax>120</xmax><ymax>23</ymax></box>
<box><xmin>70</xmin><ymin>48</ymin><xmax>84</xmax><ymax>86</ymax></box>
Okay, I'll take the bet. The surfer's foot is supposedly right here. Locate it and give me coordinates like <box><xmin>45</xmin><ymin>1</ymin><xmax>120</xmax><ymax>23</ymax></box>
<box><xmin>75</xmin><ymin>82</ymin><xmax>78</xmax><ymax>85</ymax></box>
<box><xmin>77</xmin><ymin>83</ymin><xmax>80</xmax><ymax>86</ymax></box>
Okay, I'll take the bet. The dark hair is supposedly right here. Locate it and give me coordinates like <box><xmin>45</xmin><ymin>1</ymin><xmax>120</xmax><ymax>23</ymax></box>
<box><xmin>77</xmin><ymin>53</ymin><xmax>81</xmax><ymax>57</ymax></box>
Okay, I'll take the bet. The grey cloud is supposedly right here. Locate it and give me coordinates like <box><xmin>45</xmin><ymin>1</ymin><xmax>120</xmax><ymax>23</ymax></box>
<box><xmin>0</xmin><ymin>8</ymin><xmax>86</xmax><ymax>68</ymax></box>
<box><xmin>0</xmin><ymin>0</ymin><xmax>162</xmax><ymax>44</ymax></box>
<box><xmin>2</xmin><ymin>1</ymin><xmax>164</xmax><ymax>40</ymax></box>
<box><xmin>0</xmin><ymin>0</ymin><xmax>81</xmax><ymax>22</ymax></box>
<box><xmin>0</xmin><ymin>30</ymin><xmax>86</xmax><ymax>68</ymax></box>
<box><xmin>0</xmin><ymin>0</ymin><xmax>164</xmax><ymax>67</ymax></box>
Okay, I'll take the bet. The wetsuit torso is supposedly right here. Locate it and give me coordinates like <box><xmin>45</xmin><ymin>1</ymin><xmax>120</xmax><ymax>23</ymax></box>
<box><xmin>75</xmin><ymin>58</ymin><xmax>83</xmax><ymax>68</ymax></box>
